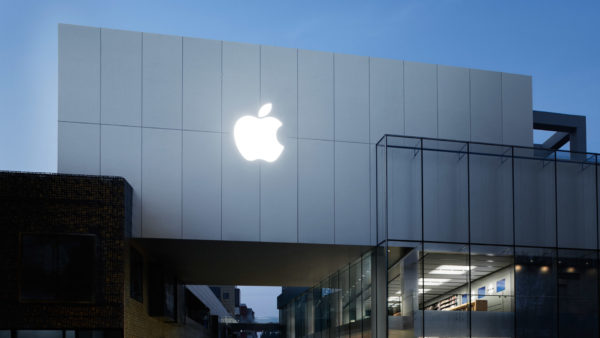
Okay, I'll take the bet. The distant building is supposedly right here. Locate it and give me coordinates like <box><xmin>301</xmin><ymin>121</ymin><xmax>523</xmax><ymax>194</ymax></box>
<box><xmin>210</xmin><ymin>286</ymin><xmax>240</xmax><ymax>317</ymax></box>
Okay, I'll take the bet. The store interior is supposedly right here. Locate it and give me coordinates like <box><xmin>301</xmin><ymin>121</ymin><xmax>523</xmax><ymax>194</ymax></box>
<box><xmin>387</xmin><ymin>245</ymin><xmax>514</xmax><ymax>337</ymax></box>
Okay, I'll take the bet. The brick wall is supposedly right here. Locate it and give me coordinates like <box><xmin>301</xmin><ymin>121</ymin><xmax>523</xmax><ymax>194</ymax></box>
<box><xmin>0</xmin><ymin>172</ymin><xmax>131</xmax><ymax>330</ymax></box>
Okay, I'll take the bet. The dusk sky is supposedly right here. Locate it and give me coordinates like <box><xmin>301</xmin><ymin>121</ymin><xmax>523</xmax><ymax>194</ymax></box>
<box><xmin>1</xmin><ymin>0</ymin><xmax>599</xmax><ymax>321</ymax></box>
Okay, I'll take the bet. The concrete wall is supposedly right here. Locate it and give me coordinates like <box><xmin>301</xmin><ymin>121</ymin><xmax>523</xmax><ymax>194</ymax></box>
<box><xmin>58</xmin><ymin>24</ymin><xmax>534</xmax><ymax>246</ymax></box>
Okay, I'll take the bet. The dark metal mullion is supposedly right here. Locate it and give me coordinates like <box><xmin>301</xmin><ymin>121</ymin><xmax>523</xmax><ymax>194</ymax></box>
<box><xmin>420</xmin><ymin>139</ymin><xmax>425</xmax><ymax>337</ymax></box>
<box><xmin>554</xmin><ymin>151</ymin><xmax>560</xmax><ymax>337</ymax></box>
<box><xmin>512</xmin><ymin>146</ymin><xmax>517</xmax><ymax>337</ymax></box>
<box><xmin>595</xmin><ymin>155</ymin><xmax>600</xmax><ymax>337</ymax></box>
<box><xmin>467</xmin><ymin>143</ymin><xmax>472</xmax><ymax>338</ymax></box>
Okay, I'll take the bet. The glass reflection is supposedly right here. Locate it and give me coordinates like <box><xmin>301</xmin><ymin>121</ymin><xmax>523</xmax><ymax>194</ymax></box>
<box><xmin>386</xmin><ymin>242</ymin><xmax>422</xmax><ymax>338</ymax></box>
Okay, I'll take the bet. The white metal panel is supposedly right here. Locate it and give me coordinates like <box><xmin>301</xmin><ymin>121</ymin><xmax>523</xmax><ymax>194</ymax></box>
<box><xmin>502</xmin><ymin>73</ymin><xmax>533</xmax><ymax>147</ymax></box>
<box><xmin>142</xmin><ymin>33</ymin><xmax>182</xmax><ymax>129</ymax></box>
<box><xmin>335</xmin><ymin>142</ymin><xmax>370</xmax><ymax>245</ymax></box>
<box><xmin>404</xmin><ymin>61</ymin><xmax>437</xmax><ymax>138</ymax></box>
<box><xmin>58</xmin><ymin>122</ymin><xmax>100</xmax><ymax>175</ymax></box>
<box><xmin>101</xmin><ymin>28</ymin><xmax>142</xmax><ymax>126</ymax></box>
<box><xmin>370</xmin><ymin>58</ymin><xmax>404</xmax><ymax>143</ymax></box>
<box><xmin>261</xmin><ymin>45</ymin><xmax>297</xmax><ymax>138</ymax></box>
<box><xmin>298</xmin><ymin>49</ymin><xmax>334</xmax><ymax>140</ymax></box>
<box><xmin>183</xmin><ymin>37</ymin><xmax>222</xmax><ymax>132</ymax></box>
<box><xmin>298</xmin><ymin>139</ymin><xmax>334</xmax><ymax>244</ymax></box>
<box><xmin>260</xmin><ymin>137</ymin><xmax>298</xmax><ymax>243</ymax></box>
<box><xmin>222</xmin><ymin>41</ymin><xmax>260</xmax><ymax>134</ymax></box>
<box><xmin>141</xmin><ymin>128</ymin><xmax>182</xmax><ymax>238</ymax></box>
<box><xmin>58</xmin><ymin>24</ymin><xmax>100</xmax><ymax>123</ymax></box>
<box><xmin>438</xmin><ymin>65</ymin><xmax>469</xmax><ymax>141</ymax></box>
<box><xmin>221</xmin><ymin>133</ymin><xmax>260</xmax><ymax>241</ymax></box>
<box><xmin>182</xmin><ymin>131</ymin><xmax>221</xmax><ymax>240</ymax></box>
<box><xmin>470</xmin><ymin>69</ymin><xmax>502</xmax><ymax>143</ymax></box>
<box><xmin>101</xmin><ymin>125</ymin><xmax>142</xmax><ymax>237</ymax></box>
<box><xmin>334</xmin><ymin>54</ymin><xmax>369</xmax><ymax>143</ymax></box>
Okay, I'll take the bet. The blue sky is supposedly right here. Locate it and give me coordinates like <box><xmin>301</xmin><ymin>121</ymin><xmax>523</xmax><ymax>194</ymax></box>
<box><xmin>0</xmin><ymin>0</ymin><xmax>598</xmax><ymax>320</ymax></box>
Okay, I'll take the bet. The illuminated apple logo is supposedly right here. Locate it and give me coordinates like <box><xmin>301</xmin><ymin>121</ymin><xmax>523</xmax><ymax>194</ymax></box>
<box><xmin>234</xmin><ymin>103</ymin><xmax>284</xmax><ymax>162</ymax></box>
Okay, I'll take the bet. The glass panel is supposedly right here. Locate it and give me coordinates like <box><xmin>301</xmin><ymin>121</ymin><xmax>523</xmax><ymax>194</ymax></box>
<box><xmin>556</xmin><ymin>156</ymin><xmax>597</xmax><ymax>249</ymax></box>
<box><xmin>387</xmin><ymin>241</ymin><xmax>422</xmax><ymax>338</ymax></box>
<box><xmin>514</xmin><ymin>147</ymin><xmax>556</xmax><ymax>247</ymax></box>
<box><xmin>330</xmin><ymin>273</ymin><xmax>340</xmax><ymax>338</ymax></box>
<box><xmin>470</xmin><ymin>245</ymin><xmax>515</xmax><ymax>337</ymax></box>
<box><xmin>377</xmin><ymin>140</ymin><xmax>387</xmax><ymax>243</ymax></box>
<box><xmin>340</xmin><ymin>266</ymin><xmax>350</xmax><ymax>338</ymax></box>
<box><xmin>295</xmin><ymin>293</ymin><xmax>307</xmax><ymax>338</ymax></box>
<box><xmin>469</xmin><ymin>144</ymin><xmax>513</xmax><ymax>245</ymax></box>
<box><xmin>362</xmin><ymin>253</ymin><xmax>373</xmax><ymax>338</ymax></box>
<box><xmin>422</xmin><ymin>243</ymin><xmax>469</xmax><ymax>338</ymax></box>
<box><xmin>16</xmin><ymin>331</ymin><xmax>62</xmax><ymax>338</ymax></box>
<box><xmin>515</xmin><ymin>247</ymin><xmax>557</xmax><ymax>337</ymax></box>
<box><xmin>422</xmin><ymin>139</ymin><xmax>469</xmax><ymax>243</ymax></box>
<box><xmin>350</xmin><ymin>261</ymin><xmax>362</xmax><ymax>337</ymax></box>
<box><xmin>0</xmin><ymin>331</ymin><xmax>10</xmax><ymax>338</ymax></box>
<box><xmin>558</xmin><ymin>249</ymin><xmax>599</xmax><ymax>337</ymax></box>
<box><xmin>386</xmin><ymin>138</ymin><xmax>422</xmax><ymax>241</ymax></box>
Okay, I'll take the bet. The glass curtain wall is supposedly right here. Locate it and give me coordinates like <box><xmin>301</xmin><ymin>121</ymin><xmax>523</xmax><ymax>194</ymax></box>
<box><xmin>376</xmin><ymin>135</ymin><xmax>600</xmax><ymax>338</ymax></box>
<box><xmin>282</xmin><ymin>251</ymin><xmax>373</xmax><ymax>338</ymax></box>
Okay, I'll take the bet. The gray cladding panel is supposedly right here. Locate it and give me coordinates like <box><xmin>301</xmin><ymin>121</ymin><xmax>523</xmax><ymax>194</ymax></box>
<box><xmin>470</xmin><ymin>70</ymin><xmax>502</xmax><ymax>144</ymax></box>
<box><xmin>298</xmin><ymin>139</ymin><xmax>334</xmax><ymax>244</ymax></box>
<box><xmin>59</xmin><ymin>24</ymin><xmax>100</xmax><ymax>123</ymax></box>
<box><xmin>261</xmin><ymin>45</ymin><xmax>298</xmax><ymax>138</ymax></box>
<box><xmin>58</xmin><ymin>122</ymin><xmax>100</xmax><ymax>175</ymax></box>
<box><xmin>370</xmin><ymin>58</ymin><xmax>404</xmax><ymax>143</ymax></box>
<box><xmin>141</xmin><ymin>128</ymin><xmax>182</xmax><ymax>238</ymax></box>
<box><xmin>100</xmin><ymin>125</ymin><xmax>142</xmax><ymax>237</ymax></box>
<box><xmin>183</xmin><ymin>37</ymin><xmax>222</xmax><ymax>132</ymax></box>
<box><xmin>404</xmin><ymin>61</ymin><xmax>437</xmax><ymax>138</ymax></box>
<box><xmin>298</xmin><ymin>49</ymin><xmax>334</xmax><ymax>140</ymax></box>
<box><xmin>513</xmin><ymin>155</ymin><xmax>556</xmax><ymax>247</ymax></box>
<box><xmin>260</xmin><ymin>137</ymin><xmax>298</xmax><ymax>243</ymax></box>
<box><xmin>222</xmin><ymin>133</ymin><xmax>260</xmax><ymax>241</ymax></box>
<box><xmin>101</xmin><ymin>28</ymin><xmax>142</xmax><ymax>126</ymax></box>
<box><xmin>335</xmin><ymin>142</ymin><xmax>371</xmax><ymax>245</ymax></box>
<box><xmin>502</xmin><ymin>73</ymin><xmax>532</xmax><ymax>147</ymax></box>
<box><xmin>334</xmin><ymin>54</ymin><xmax>369</xmax><ymax>143</ymax></box>
<box><xmin>438</xmin><ymin>65</ymin><xmax>469</xmax><ymax>141</ymax></box>
<box><xmin>557</xmin><ymin>161</ymin><xmax>597</xmax><ymax>249</ymax></box>
<box><xmin>142</xmin><ymin>33</ymin><xmax>182</xmax><ymax>129</ymax></box>
<box><xmin>222</xmin><ymin>41</ymin><xmax>260</xmax><ymax>134</ymax></box>
<box><xmin>183</xmin><ymin>131</ymin><xmax>221</xmax><ymax>240</ymax></box>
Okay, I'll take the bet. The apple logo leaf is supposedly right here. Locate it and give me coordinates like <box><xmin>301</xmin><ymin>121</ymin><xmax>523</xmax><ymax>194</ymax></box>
<box><xmin>258</xmin><ymin>103</ymin><xmax>272</xmax><ymax>117</ymax></box>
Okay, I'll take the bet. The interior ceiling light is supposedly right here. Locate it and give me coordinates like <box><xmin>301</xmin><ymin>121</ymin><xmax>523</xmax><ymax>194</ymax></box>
<box><xmin>430</xmin><ymin>265</ymin><xmax>475</xmax><ymax>275</ymax></box>
<box><xmin>418</xmin><ymin>289</ymin><xmax>432</xmax><ymax>294</ymax></box>
<box><xmin>419</xmin><ymin>278</ymin><xmax>450</xmax><ymax>286</ymax></box>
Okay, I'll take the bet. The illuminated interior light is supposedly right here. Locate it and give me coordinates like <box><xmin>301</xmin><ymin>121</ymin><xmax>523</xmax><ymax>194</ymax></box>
<box><xmin>515</xmin><ymin>264</ymin><xmax>522</xmax><ymax>272</ymax></box>
<box><xmin>540</xmin><ymin>265</ymin><xmax>549</xmax><ymax>273</ymax></box>
<box><xmin>418</xmin><ymin>278</ymin><xmax>450</xmax><ymax>286</ymax></box>
<box><xmin>418</xmin><ymin>289</ymin><xmax>432</xmax><ymax>294</ymax></box>
<box><xmin>430</xmin><ymin>265</ymin><xmax>475</xmax><ymax>275</ymax></box>
<box><xmin>566</xmin><ymin>267</ymin><xmax>576</xmax><ymax>273</ymax></box>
